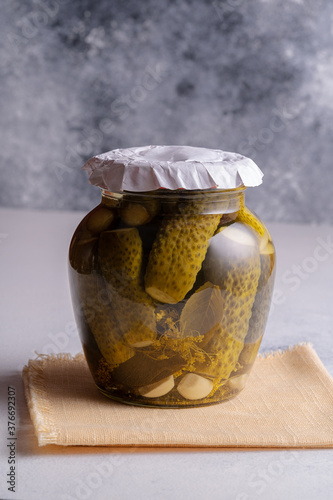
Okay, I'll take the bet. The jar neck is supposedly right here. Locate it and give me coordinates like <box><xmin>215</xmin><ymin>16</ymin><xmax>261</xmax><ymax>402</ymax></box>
<box><xmin>101</xmin><ymin>188</ymin><xmax>246</xmax><ymax>214</ymax></box>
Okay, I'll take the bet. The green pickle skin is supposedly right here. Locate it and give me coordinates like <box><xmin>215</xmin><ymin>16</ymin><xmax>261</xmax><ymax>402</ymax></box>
<box><xmin>144</xmin><ymin>194</ymin><xmax>229</xmax><ymax>304</ymax></box>
<box><xmin>68</xmin><ymin>192</ymin><xmax>275</xmax><ymax>407</ymax></box>
<box><xmin>74</xmin><ymin>272</ymin><xmax>134</xmax><ymax>368</ymax></box>
<box><xmin>199</xmin><ymin>223</ymin><xmax>261</xmax><ymax>394</ymax></box>
<box><xmin>98</xmin><ymin>228</ymin><xmax>157</xmax><ymax>346</ymax></box>
<box><xmin>144</xmin><ymin>213</ymin><xmax>222</xmax><ymax>303</ymax></box>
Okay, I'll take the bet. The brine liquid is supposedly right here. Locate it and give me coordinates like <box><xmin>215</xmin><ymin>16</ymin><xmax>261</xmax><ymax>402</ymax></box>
<box><xmin>69</xmin><ymin>192</ymin><xmax>275</xmax><ymax>407</ymax></box>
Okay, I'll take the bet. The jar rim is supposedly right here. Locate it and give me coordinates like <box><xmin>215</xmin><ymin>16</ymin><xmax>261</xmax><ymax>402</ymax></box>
<box><xmin>102</xmin><ymin>185</ymin><xmax>246</xmax><ymax>199</ymax></box>
<box><xmin>101</xmin><ymin>187</ymin><xmax>245</xmax><ymax>215</ymax></box>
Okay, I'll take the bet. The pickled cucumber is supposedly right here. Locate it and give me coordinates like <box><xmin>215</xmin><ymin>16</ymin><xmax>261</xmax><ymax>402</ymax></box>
<box><xmin>76</xmin><ymin>272</ymin><xmax>134</xmax><ymax>367</ymax></box>
<box><xmin>99</xmin><ymin>228</ymin><xmax>143</xmax><ymax>290</ymax></box>
<box><xmin>145</xmin><ymin>213</ymin><xmax>222</xmax><ymax>303</ymax></box>
<box><xmin>201</xmin><ymin>223</ymin><xmax>261</xmax><ymax>389</ymax></box>
<box><xmin>177</xmin><ymin>191</ymin><xmax>230</xmax><ymax>215</ymax></box>
<box><xmin>238</xmin><ymin>336</ymin><xmax>262</xmax><ymax>366</ymax></box>
<box><xmin>195</xmin><ymin>292</ymin><xmax>257</xmax><ymax>386</ymax></box>
<box><xmin>119</xmin><ymin>195</ymin><xmax>159</xmax><ymax>226</ymax></box>
<box><xmin>236</xmin><ymin>205</ymin><xmax>272</xmax><ymax>253</ymax></box>
<box><xmin>86</xmin><ymin>205</ymin><xmax>116</xmax><ymax>234</ymax></box>
<box><xmin>186</xmin><ymin>323</ymin><xmax>244</xmax><ymax>394</ymax></box>
<box><xmin>69</xmin><ymin>236</ymin><xmax>99</xmax><ymax>274</ymax></box>
<box><xmin>244</xmin><ymin>240</ymin><xmax>275</xmax><ymax>344</ymax></box>
<box><xmin>204</xmin><ymin>224</ymin><xmax>261</xmax><ymax>297</ymax></box>
<box><xmin>98</xmin><ymin>228</ymin><xmax>156</xmax><ymax>345</ymax></box>
<box><xmin>237</xmin><ymin>206</ymin><xmax>265</xmax><ymax>237</ymax></box>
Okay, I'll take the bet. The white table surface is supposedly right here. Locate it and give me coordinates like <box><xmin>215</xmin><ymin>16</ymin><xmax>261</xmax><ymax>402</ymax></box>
<box><xmin>0</xmin><ymin>207</ymin><xmax>333</xmax><ymax>500</ymax></box>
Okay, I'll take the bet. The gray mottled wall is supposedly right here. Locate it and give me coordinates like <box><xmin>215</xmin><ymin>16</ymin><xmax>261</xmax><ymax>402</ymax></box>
<box><xmin>1</xmin><ymin>0</ymin><xmax>333</xmax><ymax>223</ymax></box>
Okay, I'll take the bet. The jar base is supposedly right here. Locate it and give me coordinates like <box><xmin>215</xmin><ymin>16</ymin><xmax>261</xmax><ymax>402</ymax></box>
<box><xmin>96</xmin><ymin>384</ymin><xmax>242</xmax><ymax>409</ymax></box>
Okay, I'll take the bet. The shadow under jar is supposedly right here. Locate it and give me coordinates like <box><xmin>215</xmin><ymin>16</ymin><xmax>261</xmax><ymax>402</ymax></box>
<box><xmin>69</xmin><ymin>187</ymin><xmax>275</xmax><ymax>407</ymax></box>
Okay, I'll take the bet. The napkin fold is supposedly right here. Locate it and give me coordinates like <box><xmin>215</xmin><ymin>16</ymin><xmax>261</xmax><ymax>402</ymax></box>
<box><xmin>22</xmin><ymin>343</ymin><xmax>333</xmax><ymax>448</ymax></box>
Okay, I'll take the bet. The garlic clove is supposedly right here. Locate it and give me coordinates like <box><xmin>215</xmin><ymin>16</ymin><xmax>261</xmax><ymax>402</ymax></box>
<box><xmin>177</xmin><ymin>373</ymin><xmax>213</xmax><ymax>400</ymax></box>
<box><xmin>227</xmin><ymin>373</ymin><xmax>249</xmax><ymax>391</ymax></box>
<box><xmin>138</xmin><ymin>375</ymin><xmax>174</xmax><ymax>398</ymax></box>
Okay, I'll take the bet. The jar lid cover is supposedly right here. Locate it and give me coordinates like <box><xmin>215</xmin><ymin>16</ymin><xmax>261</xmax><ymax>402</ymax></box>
<box><xmin>82</xmin><ymin>145</ymin><xmax>263</xmax><ymax>192</ymax></box>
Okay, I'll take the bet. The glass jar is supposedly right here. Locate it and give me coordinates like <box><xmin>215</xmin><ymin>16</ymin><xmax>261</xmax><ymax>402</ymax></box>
<box><xmin>68</xmin><ymin>187</ymin><xmax>275</xmax><ymax>407</ymax></box>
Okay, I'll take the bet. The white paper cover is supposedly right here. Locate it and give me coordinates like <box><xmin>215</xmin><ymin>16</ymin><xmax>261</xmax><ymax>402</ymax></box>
<box><xmin>82</xmin><ymin>145</ymin><xmax>263</xmax><ymax>192</ymax></box>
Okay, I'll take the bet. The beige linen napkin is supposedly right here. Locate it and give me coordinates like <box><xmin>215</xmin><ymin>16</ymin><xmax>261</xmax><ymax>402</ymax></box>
<box><xmin>22</xmin><ymin>343</ymin><xmax>333</xmax><ymax>448</ymax></box>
